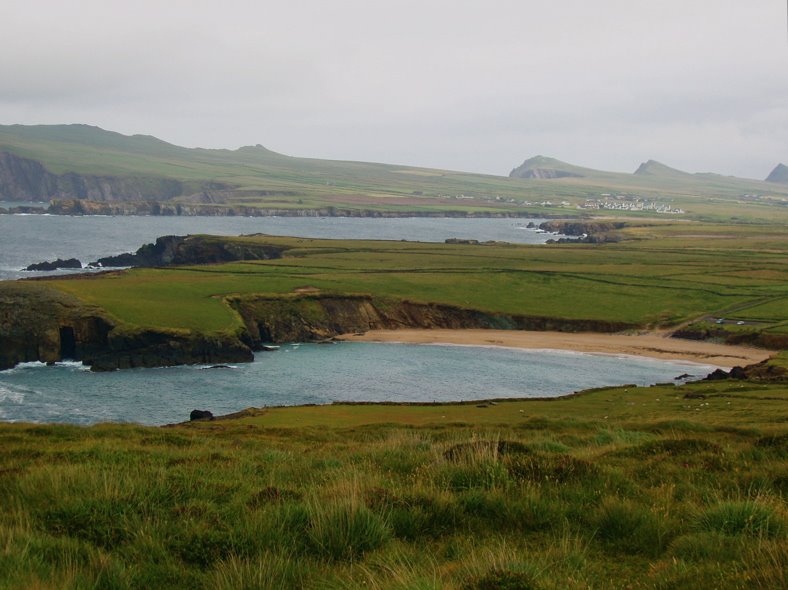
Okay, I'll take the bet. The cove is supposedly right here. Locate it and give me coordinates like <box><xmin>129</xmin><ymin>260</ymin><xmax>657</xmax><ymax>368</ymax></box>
<box><xmin>0</xmin><ymin>342</ymin><xmax>717</xmax><ymax>426</ymax></box>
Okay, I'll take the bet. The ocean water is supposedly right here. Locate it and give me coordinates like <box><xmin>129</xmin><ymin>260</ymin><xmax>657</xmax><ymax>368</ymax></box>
<box><xmin>0</xmin><ymin>207</ymin><xmax>560</xmax><ymax>280</ymax></box>
<box><xmin>0</xmin><ymin>342</ymin><xmax>717</xmax><ymax>425</ymax></box>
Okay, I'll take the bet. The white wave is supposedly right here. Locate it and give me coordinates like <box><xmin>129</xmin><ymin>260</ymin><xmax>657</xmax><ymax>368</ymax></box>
<box><xmin>3</xmin><ymin>360</ymin><xmax>90</xmax><ymax>373</ymax></box>
<box><xmin>0</xmin><ymin>384</ymin><xmax>25</xmax><ymax>404</ymax></box>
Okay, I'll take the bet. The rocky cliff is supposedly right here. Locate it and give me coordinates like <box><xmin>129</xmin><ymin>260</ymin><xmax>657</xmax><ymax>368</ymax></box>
<box><xmin>0</xmin><ymin>282</ymin><xmax>253</xmax><ymax>371</ymax></box>
<box><xmin>0</xmin><ymin>283</ymin><xmax>636</xmax><ymax>372</ymax></box>
<box><xmin>539</xmin><ymin>220</ymin><xmax>628</xmax><ymax>243</ymax></box>
<box><xmin>229</xmin><ymin>294</ymin><xmax>635</xmax><ymax>347</ymax></box>
<box><xmin>43</xmin><ymin>199</ymin><xmax>534</xmax><ymax>218</ymax></box>
<box><xmin>0</xmin><ymin>152</ymin><xmax>211</xmax><ymax>201</ymax></box>
<box><xmin>93</xmin><ymin>235</ymin><xmax>291</xmax><ymax>268</ymax></box>
<box><xmin>0</xmin><ymin>283</ymin><xmax>113</xmax><ymax>369</ymax></box>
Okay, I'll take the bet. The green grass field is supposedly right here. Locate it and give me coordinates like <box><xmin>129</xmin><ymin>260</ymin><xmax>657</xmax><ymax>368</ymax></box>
<box><xmin>0</xmin><ymin>380</ymin><xmax>785</xmax><ymax>589</ymax></box>
<box><xmin>42</xmin><ymin>223</ymin><xmax>788</xmax><ymax>338</ymax></box>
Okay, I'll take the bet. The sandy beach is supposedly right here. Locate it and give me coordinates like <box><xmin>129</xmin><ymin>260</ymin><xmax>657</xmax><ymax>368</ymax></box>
<box><xmin>337</xmin><ymin>329</ymin><xmax>773</xmax><ymax>368</ymax></box>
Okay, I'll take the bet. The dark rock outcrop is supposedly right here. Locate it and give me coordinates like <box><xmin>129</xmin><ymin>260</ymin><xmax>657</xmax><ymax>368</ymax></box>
<box><xmin>444</xmin><ymin>238</ymin><xmax>480</xmax><ymax>245</ymax></box>
<box><xmin>84</xmin><ymin>329</ymin><xmax>253</xmax><ymax>371</ymax></box>
<box><xmin>24</xmin><ymin>258</ymin><xmax>82</xmax><ymax>271</ymax></box>
<box><xmin>702</xmin><ymin>361</ymin><xmax>786</xmax><ymax>382</ymax></box>
<box><xmin>539</xmin><ymin>221</ymin><xmax>628</xmax><ymax>236</ymax></box>
<box><xmin>0</xmin><ymin>282</ymin><xmax>253</xmax><ymax>372</ymax></box>
<box><xmin>0</xmin><ymin>283</ymin><xmax>114</xmax><ymax>370</ymax></box>
<box><xmin>92</xmin><ymin>235</ymin><xmax>291</xmax><ymax>268</ymax></box>
<box><xmin>672</xmin><ymin>325</ymin><xmax>788</xmax><ymax>351</ymax></box>
<box><xmin>540</xmin><ymin>220</ymin><xmax>627</xmax><ymax>244</ymax></box>
<box><xmin>190</xmin><ymin>410</ymin><xmax>214</xmax><ymax>421</ymax></box>
<box><xmin>704</xmin><ymin>368</ymin><xmax>731</xmax><ymax>381</ymax></box>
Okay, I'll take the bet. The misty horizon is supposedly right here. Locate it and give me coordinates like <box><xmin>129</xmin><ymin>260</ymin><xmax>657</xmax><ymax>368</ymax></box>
<box><xmin>2</xmin><ymin>1</ymin><xmax>787</xmax><ymax>179</ymax></box>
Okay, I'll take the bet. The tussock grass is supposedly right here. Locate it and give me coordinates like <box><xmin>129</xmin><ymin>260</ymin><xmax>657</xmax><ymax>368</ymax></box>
<box><xmin>0</xmin><ymin>381</ymin><xmax>785</xmax><ymax>588</ymax></box>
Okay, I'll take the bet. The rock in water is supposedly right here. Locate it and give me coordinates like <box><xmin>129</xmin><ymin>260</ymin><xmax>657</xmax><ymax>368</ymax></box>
<box><xmin>24</xmin><ymin>258</ymin><xmax>82</xmax><ymax>271</ymax></box>
<box><xmin>190</xmin><ymin>409</ymin><xmax>214</xmax><ymax>421</ymax></box>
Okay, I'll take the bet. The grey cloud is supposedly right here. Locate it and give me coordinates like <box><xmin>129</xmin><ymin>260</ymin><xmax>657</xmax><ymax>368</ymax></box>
<box><xmin>1</xmin><ymin>0</ymin><xmax>786</xmax><ymax>177</ymax></box>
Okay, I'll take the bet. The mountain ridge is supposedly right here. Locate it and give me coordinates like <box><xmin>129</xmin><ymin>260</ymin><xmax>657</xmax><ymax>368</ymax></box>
<box><xmin>1</xmin><ymin>124</ymin><xmax>787</xmax><ymax>220</ymax></box>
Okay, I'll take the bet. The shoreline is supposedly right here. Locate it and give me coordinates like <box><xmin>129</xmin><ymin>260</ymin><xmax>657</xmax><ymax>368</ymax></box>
<box><xmin>336</xmin><ymin>329</ymin><xmax>774</xmax><ymax>368</ymax></box>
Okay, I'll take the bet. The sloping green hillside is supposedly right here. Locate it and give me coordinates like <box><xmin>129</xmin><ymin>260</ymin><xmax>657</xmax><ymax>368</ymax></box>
<box><xmin>1</xmin><ymin>124</ymin><xmax>787</xmax><ymax>220</ymax></box>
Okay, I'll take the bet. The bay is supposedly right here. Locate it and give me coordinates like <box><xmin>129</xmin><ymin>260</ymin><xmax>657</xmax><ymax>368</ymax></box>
<box><xmin>0</xmin><ymin>207</ymin><xmax>560</xmax><ymax>281</ymax></box>
<box><xmin>0</xmin><ymin>342</ymin><xmax>716</xmax><ymax>425</ymax></box>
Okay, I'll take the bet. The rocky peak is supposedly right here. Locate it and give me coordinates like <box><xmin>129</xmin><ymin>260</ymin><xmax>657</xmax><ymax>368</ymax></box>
<box><xmin>765</xmin><ymin>163</ymin><xmax>788</xmax><ymax>183</ymax></box>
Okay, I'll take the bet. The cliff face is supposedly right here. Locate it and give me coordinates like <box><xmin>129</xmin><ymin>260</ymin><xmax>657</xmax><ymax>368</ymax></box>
<box><xmin>93</xmin><ymin>235</ymin><xmax>291</xmax><ymax>268</ymax></box>
<box><xmin>230</xmin><ymin>294</ymin><xmax>635</xmax><ymax>347</ymax></box>
<box><xmin>0</xmin><ymin>284</ymin><xmax>114</xmax><ymax>369</ymax></box>
<box><xmin>44</xmin><ymin>199</ymin><xmax>533</xmax><ymax>218</ymax></box>
<box><xmin>0</xmin><ymin>283</ymin><xmax>252</xmax><ymax>371</ymax></box>
<box><xmin>0</xmin><ymin>152</ymin><xmax>191</xmax><ymax>201</ymax></box>
<box><xmin>0</xmin><ymin>285</ymin><xmax>636</xmax><ymax>372</ymax></box>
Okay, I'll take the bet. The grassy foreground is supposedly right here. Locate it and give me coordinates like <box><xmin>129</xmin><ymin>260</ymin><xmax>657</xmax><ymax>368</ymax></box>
<box><xmin>1</xmin><ymin>380</ymin><xmax>786</xmax><ymax>589</ymax></box>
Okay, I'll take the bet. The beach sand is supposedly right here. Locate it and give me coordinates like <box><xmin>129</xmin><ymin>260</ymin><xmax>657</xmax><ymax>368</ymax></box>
<box><xmin>337</xmin><ymin>329</ymin><xmax>773</xmax><ymax>368</ymax></box>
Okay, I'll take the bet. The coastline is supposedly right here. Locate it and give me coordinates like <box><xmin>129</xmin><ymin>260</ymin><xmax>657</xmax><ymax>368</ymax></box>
<box><xmin>336</xmin><ymin>329</ymin><xmax>774</xmax><ymax>368</ymax></box>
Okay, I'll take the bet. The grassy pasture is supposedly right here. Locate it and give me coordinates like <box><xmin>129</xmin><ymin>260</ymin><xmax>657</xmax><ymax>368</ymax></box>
<box><xmin>42</xmin><ymin>223</ymin><xmax>788</xmax><ymax>335</ymax></box>
<box><xmin>0</xmin><ymin>380</ymin><xmax>785</xmax><ymax>589</ymax></box>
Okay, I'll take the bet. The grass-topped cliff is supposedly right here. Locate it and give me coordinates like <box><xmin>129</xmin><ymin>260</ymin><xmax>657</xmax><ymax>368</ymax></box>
<box><xmin>2</xmin><ymin>124</ymin><xmax>788</xmax><ymax>222</ymax></box>
<box><xmin>1</xmin><ymin>219</ymin><xmax>786</xmax><ymax>371</ymax></box>
<box><xmin>45</xmin><ymin>222</ymin><xmax>788</xmax><ymax>334</ymax></box>
<box><xmin>0</xmin><ymin>379</ymin><xmax>785</xmax><ymax>589</ymax></box>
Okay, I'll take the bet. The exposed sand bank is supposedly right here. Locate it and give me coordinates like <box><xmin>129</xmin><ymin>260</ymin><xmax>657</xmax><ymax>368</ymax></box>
<box><xmin>337</xmin><ymin>329</ymin><xmax>774</xmax><ymax>368</ymax></box>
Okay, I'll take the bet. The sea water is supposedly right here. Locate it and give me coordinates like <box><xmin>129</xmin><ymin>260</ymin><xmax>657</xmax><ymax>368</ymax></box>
<box><xmin>0</xmin><ymin>209</ymin><xmax>561</xmax><ymax>280</ymax></box>
<box><xmin>0</xmin><ymin>342</ymin><xmax>717</xmax><ymax>425</ymax></box>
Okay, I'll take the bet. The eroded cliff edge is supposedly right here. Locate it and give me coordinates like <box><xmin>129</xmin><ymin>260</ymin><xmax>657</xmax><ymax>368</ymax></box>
<box><xmin>228</xmin><ymin>294</ymin><xmax>634</xmax><ymax>346</ymax></box>
<box><xmin>0</xmin><ymin>283</ymin><xmax>253</xmax><ymax>371</ymax></box>
<box><xmin>0</xmin><ymin>284</ymin><xmax>636</xmax><ymax>372</ymax></box>
<box><xmin>0</xmin><ymin>152</ymin><xmax>204</xmax><ymax>202</ymax></box>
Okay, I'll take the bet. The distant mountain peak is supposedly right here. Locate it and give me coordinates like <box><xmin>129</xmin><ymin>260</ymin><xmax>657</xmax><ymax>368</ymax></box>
<box><xmin>765</xmin><ymin>163</ymin><xmax>788</xmax><ymax>183</ymax></box>
<box><xmin>633</xmin><ymin>160</ymin><xmax>689</xmax><ymax>177</ymax></box>
<box><xmin>509</xmin><ymin>155</ymin><xmax>586</xmax><ymax>179</ymax></box>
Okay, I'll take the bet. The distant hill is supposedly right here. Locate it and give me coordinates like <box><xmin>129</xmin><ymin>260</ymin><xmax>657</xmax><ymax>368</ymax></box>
<box><xmin>1</xmin><ymin>124</ymin><xmax>788</xmax><ymax>221</ymax></box>
<box><xmin>509</xmin><ymin>156</ymin><xmax>593</xmax><ymax>179</ymax></box>
<box><xmin>766</xmin><ymin>163</ymin><xmax>788</xmax><ymax>183</ymax></box>
<box><xmin>633</xmin><ymin>160</ymin><xmax>693</xmax><ymax>178</ymax></box>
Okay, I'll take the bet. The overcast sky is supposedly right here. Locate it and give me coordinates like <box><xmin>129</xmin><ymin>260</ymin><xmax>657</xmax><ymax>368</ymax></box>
<box><xmin>2</xmin><ymin>0</ymin><xmax>786</xmax><ymax>178</ymax></box>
